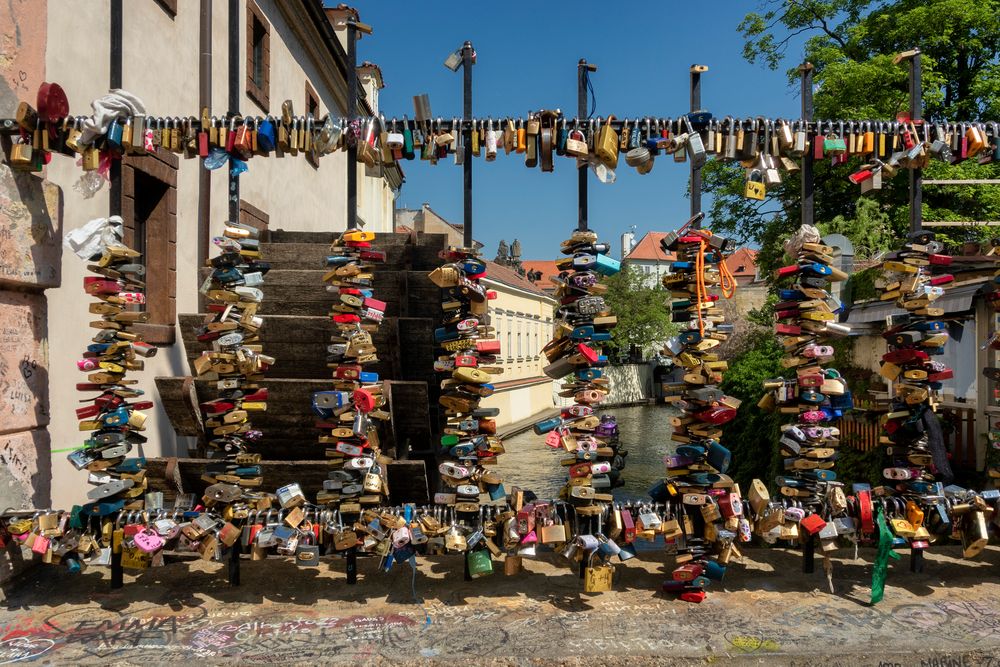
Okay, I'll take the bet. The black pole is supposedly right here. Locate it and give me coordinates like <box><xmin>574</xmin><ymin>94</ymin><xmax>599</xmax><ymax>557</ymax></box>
<box><xmin>346</xmin><ymin>21</ymin><xmax>358</xmax><ymax>230</ymax></box>
<box><xmin>910</xmin><ymin>547</ymin><xmax>924</xmax><ymax>573</ymax></box>
<box><xmin>346</xmin><ymin>546</ymin><xmax>358</xmax><ymax>584</ymax></box>
<box><xmin>802</xmin><ymin>534</ymin><xmax>815</xmax><ymax>573</ymax></box>
<box><xmin>800</xmin><ymin>62</ymin><xmax>814</xmax><ymax>229</ymax></box>
<box><xmin>109</xmin><ymin>0</ymin><xmax>122</xmax><ymax>220</ymax></box>
<box><xmin>689</xmin><ymin>65</ymin><xmax>706</xmax><ymax>227</ymax></box>
<box><xmin>228</xmin><ymin>543</ymin><xmax>241</xmax><ymax>586</ymax></box>
<box><xmin>110</xmin><ymin>529</ymin><xmax>124</xmax><ymax>589</ymax></box>
<box><xmin>462</xmin><ymin>41</ymin><xmax>474</xmax><ymax>249</ymax></box>
<box><xmin>908</xmin><ymin>50</ymin><xmax>922</xmax><ymax>233</ymax></box>
<box><xmin>227</xmin><ymin>0</ymin><xmax>239</xmax><ymax>222</ymax></box>
<box><xmin>577</xmin><ymin>59</ymin><xmax>595</xmax><ymax>232</ymax></box>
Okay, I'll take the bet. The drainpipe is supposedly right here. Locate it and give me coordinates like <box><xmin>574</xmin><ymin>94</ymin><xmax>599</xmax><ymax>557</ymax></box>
<box><xmin>198</xmin><ymin>0</ymin><xmax>212</xmax><ymax>270</ymax></box>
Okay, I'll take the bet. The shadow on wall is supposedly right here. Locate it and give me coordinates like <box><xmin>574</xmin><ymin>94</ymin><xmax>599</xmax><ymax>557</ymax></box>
<box><xmin>605</xmin><ymin>363</ymin><xmax>653</xmax><ymax>405</ymax></box>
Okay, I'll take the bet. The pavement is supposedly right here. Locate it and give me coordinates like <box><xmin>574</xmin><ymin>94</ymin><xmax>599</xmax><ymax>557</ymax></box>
<box><xmin>1</xmin><ymin>545</ymin><xmax>999</xmax><ymax>665</ymax></box>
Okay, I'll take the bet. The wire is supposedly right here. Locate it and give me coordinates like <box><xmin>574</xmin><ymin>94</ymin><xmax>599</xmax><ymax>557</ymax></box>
<box><xmin>583</xmin><ymin>69</ymin><xmax>596</xmax><ymax>119</ymax></box>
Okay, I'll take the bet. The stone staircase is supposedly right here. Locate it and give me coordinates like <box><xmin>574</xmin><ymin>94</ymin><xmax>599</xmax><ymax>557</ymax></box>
<box><xmin>152</xmin><ymin>230</ymin><xmax>449</xmax><ymax>504</ymax></box>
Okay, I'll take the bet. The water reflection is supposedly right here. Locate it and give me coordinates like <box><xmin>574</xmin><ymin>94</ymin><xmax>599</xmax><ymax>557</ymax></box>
<box><xmin>497</xmin><ymin>404</ymin><xmax>677</xmax><ymax>502</ymax></box>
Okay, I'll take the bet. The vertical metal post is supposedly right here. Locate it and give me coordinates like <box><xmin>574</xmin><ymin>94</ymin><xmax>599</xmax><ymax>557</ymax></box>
<box><xmin>346</xmin><ymin>546</ymin><xmax>358</xmax><ymax>584</ymax></box>
<box><xmin>799</xmin><ymin>62</ymin><xmax>814</xmax><ymax>229</ymax></box>
<box><xmin>799</xmin><ymin>61</ymin><xmax>816</xmax><ymax>575</ymax></box>
<box><xmin>462</xmin><ymin>41</ymin><xmax>474</xmax><ymax>248</ymax></box>
<box><xmin>577</xmin><ymin>59</ymin><xmax>595</xmax><ymax>232</ymax></box>
<box><xmin>689</xmin><ymin>65</ymin><xmax>706</xmax><ymax>228</ymax></box>
<box><xmin>908</xmin><ymin>51</ymin><xmax>923</xmax><ymax>233</ymax></box>
<box><xmin>109</xmin><ymin>0</ymin><xmax>122</xmax><ymax>220</ymax></box>
<box><xmin>227</xmin><ymin>0</ymin><xmax>240</xmax><ymax>222</ymax></box>
<box><xmin>228</xmin><ymin>543</ymin><xmax>241</xmax><ymax>586</ymax></box>
<box><xmin>198</xmin><ymin>0</ymin><xmax>212</xmax><ymax>269</ymax></box>
<box><xmin>346</xmin><ymin>21</ymin><xmax>358</xmax><ymax>230</ymax></box>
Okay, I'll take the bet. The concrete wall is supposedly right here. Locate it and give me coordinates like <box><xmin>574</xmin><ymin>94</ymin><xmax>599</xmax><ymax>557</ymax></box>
<box><xmin>605</xmin><ymin>363</ymin><xmax>653</xmax><ymax>406</ymax></box>
<box><xmin>0</xmin><ymin>0</ymin><xmax>62</xmax><ymax>582</ymax></box>
<box><xmin>40</xmin><ymin>0</ymin><xmax>396</xmax><ymax>510</ymax></box>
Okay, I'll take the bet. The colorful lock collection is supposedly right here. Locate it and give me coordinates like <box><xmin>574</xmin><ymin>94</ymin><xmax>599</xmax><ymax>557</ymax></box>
<box><xmin>655</xmin><ymin>214</ymin><xmax>742</xmax><ymax>602</ymax></box>
<box><xmin>72</xmin><ymin>235</ymin><xmax>155</xmax><ymax>525</ymax></box>
<box><xmin>428</xmin><ymin>246</ymin><xmax>508</xmax><ymax>514</ymax></box>
<box><xmin>311</xmin><ymin>229</ymin><xmax>392</xmax><ymax>517</ymax></box>
<box><xmin>193</xmin><ymin>222</ymin><xmax>272</xmax><ymax>483</ymax></box>
<box><xmin>750</xmin><ymin>224</ymin><xmax>852</xmax><ymax>552</ymax></box>
<box><xmin>874</xmin><ymin>231</ymin><xmax>964</xmax><ymax>554</ymax></box>
<box><xmin>528</xmin><ymin>228</ymin><xmax>624</xmax><ymax>574</ymax></box>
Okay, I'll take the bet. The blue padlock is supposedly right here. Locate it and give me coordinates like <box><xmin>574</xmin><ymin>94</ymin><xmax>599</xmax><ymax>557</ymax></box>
<box><xmin>706</xmin><ymin>440</ymin><xmax>731</xmax><ymax>473</ymax></box>
<box><xmin>703</xmin><ymin>560</ymin><xmax>726</xmax><ymax>581</ymax></box>
<box><xmin>593</xmin><ymin>254</ymin><xmax>620</xmax><ymax>276</ymax></box>
<box><xmin>676</xmin><ymin>444</ymin><xmax>707</xmax><ymax>459</ymax></box>
<box><xmin>488</xmin><ymin>483</ymin><xmax>506</xmax><ymax>501</ymax></box>
<box><xmin>532</xmin><ymin>416</ymin><xmax>562</xmax><ymax>435</ymax></box>
<box><xmin>359</xmin><ymin>371</ymin><xmax>378</xmax><ymax>383</ymax></box>
<box><xmin>257</xmin><ymin>119</ymin><xmax>276</xmax><ymax>152</ymax></box>
<box><xmin>648</xmin><ymin>479</ymin><xmax>671</xmax><ymax>502</ymax></box>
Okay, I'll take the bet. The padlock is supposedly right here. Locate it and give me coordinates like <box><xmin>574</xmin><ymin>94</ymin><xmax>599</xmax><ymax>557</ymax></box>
<box><xmin>744</xmin><ymin>169</ymin><xmax>766</xmax><ymax>200</ymax></box>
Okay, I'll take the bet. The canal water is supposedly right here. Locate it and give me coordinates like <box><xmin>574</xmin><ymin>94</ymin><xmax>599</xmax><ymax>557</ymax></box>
<box><xmin>495</xmin><ymin>404</ymin><xmax>677</xmax><ymax>502</ymax></box>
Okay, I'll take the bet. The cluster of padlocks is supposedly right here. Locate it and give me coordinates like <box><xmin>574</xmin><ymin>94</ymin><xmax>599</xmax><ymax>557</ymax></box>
<box><xmin>750</xmin><ymin>225</ymin><xmax>853</xmax><ymax>551</ymax></box>
<box><xmin>63</xmin><ymin>233</ymin><xmax>157</xmax><ymax>566</ymax></box>
<box><xmin>874</xmin><ymin>231</ymin><xmax>967</xmax><ymax>552</ymax></box>
<box><xmin>309</xmin><ymin>230</ymin><xmax>392</xmax><ymax>523</ymax></box>
<box><xmin>193</xmin><ymin>222</ymin><xmax>272</xmax><ymax>484</ymax></box>
<box><xmin>528</xmin><ymin>228</ymin><xmax>624</xmax><ymax>583</ymax></box>
<box><xmin>655</xmin><ymin>215</ymin><xmax>744</xmax><ymax>601</ymax></box>
<box><xmin>427</xmin><ymin>248</ymin><xmax>507</xmax><ymax>513</ymax></box>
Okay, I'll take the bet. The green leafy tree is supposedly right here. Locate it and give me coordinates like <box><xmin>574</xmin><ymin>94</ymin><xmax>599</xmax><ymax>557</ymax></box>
<box><xmin>714</xmin><ymin>0</ymin><xmax>1000</xmax><ymax>487</ymax></box>
<box><xmin>601</xmin><ymin>265</ymin><xmax>677</xmax><ymax>357</ymax></box>
<box><xmin>706</xmin><ymin>0</ymin><xmax>1000</xmax><ymax>273</ymax></box>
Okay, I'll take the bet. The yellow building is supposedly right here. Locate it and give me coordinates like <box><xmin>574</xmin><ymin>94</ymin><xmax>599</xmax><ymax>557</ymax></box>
<box><xmin>479</xmin><ymin>261</ymin><xmax>558</xmax><ymax>429</ymax></box>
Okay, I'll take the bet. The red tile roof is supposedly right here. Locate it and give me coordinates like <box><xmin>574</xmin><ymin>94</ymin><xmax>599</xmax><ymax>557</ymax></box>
<box><xmin>624</xmin><ymin>232</ymin><xmax>678</xmax><ymax>262</ymax></box>
<box><xmin>521</xmin><ymin>260</ymin><xmax>561</xmax><ymax>291</ymax></box>
<box><xmin>483</xmin><ymin>260</ymin><xmax>553</xmax><ymax>298</ymax></box>
<box><xmin>724</xmin><ymin>247</ymin><xmax>759</xmax><ymax>279</ymax></box>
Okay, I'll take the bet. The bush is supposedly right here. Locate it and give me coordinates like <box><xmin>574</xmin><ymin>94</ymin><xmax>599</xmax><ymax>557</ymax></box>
<box><xmin>719</xmin><ymin>330</ymin><xmax>785</xmax><ymax>489</ymax></box>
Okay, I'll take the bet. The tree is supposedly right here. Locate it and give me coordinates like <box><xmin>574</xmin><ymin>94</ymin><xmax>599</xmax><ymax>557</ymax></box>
<box><xmin>706</xmin><ymin>0</ymin><xmax>1000</xmax><ymax>273</ymax></box>
<box><xmin>601</xmin><ymin>265</ymin><xmax>677</xmax><ymax>358</ymax></box>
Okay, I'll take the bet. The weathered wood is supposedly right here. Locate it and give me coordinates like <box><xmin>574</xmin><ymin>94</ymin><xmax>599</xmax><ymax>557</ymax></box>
<box><xmin>145</xmin><ymin>458</ymin><xmax>428</xmax><ymax>505</ymax></box>
<box><xmin>178</xmin><ymin>314</ymin><xmax>401</xmax><ymax>379</ymax></box>
<box><xmin>386</xmin><ymin>381</ymin><xmax>432</xmax><ymax>460</ymax></box>
<box><xmin>261</xmin><ymin>242</ymin><xmax>410</xmax><ymax>271</ymax></box>
<box><xmin>268</xmin><ymin>230</ymin><xmax>415</xmax><ymax>245</ymax></box>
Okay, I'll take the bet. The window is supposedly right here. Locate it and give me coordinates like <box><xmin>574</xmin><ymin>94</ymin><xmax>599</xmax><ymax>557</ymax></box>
<box><xmin>305</xmin><ymin>80</ymin><xmax>320</xmax><ymax>120</ymax></box>
<box><xmin>737</xmin><ymin>265</ymin><xmax>746</xmax><ymax>272</ymax></box>
<box><xmin>246</xmin><ymin>1</ymin><xmax>270</xmax><ymax>111</ymax></box>
<box><xmin>122</xmin><ymin>150</ymin><xmax>178</xmax><ymax>345</ymax></box>
<box><xmin>517</xmin><ymin>321</ymin><xmax>522</xmax><ymax>358</ymax></box>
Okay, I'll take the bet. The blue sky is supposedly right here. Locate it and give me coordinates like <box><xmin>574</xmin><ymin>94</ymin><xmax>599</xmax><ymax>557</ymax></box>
<box><xmin>350</xmin><ymin>1</ymin><xmax>808</xmax><ymax>259</ymax></box>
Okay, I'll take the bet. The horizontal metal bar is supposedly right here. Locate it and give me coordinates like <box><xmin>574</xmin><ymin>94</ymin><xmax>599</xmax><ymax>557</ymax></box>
<box><xmin>923</xmin><ymin>179</ymin><xmax>1000</xmax><ymax>186</ymax></box>
<box><xmin>923</xmin><ymin>220</ymin><xmax>1000</xmax><ymax>226</ymax></box>
<box><xmin>1</xmin><ymin>114</ymin><xmax>998</xmax><ymax>137</ymax></box>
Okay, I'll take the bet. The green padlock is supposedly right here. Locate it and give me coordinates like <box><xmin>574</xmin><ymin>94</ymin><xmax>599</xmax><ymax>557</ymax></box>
<box><xmin>466</xmin><ymin>549</ymin><xmax>494</xmax><ymax>578</ymax></box>
<box><xmin>823</xmin><ymin>133</ymin><xmax>847</xmax><ymax>156</ymax></box>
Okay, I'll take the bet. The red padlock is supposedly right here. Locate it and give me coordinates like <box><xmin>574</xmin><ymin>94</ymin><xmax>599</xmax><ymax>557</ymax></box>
<box><xmin>800</xmin><ymin>513</ymin><xmax>827</xmax><ymax>535</ymax></box>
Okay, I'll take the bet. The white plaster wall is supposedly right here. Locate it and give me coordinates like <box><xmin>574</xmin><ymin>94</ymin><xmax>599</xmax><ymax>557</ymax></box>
<box><xmin>42</xmin><ymin>0</ymin><xmax>392</xmax><ymax>508</ymax></box>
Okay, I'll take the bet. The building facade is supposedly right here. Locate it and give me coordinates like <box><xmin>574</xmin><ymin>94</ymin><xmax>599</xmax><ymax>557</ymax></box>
<box><xmin>2</xmin><ymin>0</ymin><xmax>401</xmax><ymax>516</ymax></box>
<box><xmin>479</xmin><ymin>261</ymin><xmax>557</xmax><ymax>429</ymax></box>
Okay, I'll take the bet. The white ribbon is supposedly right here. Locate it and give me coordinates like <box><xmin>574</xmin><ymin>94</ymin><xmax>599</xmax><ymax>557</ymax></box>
<box><xmin>63</xmin><ymin>215</ymin><xmax>124</xmax><ymax>259</ymax></box>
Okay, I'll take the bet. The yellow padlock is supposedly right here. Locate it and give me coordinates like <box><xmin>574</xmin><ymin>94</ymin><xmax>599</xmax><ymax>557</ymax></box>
<box><xmin>744</xmin><ymin>169</ymin><xmax>766</xmax><ymax>200</ymax></box>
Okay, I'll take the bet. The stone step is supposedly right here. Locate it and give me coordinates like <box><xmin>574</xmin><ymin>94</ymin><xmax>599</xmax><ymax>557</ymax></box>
<box><xmin>178</xmin><ymin>314</ymin><xmax>436</xmax><ymax>381</ymax></box>
<box><xmin>260</xmin><ymin>242</ymin><xmax>410</xmax><ymax>271</ymax></box>
<box><xmin>155</xmin><ymin>376</ymin><xmax>434</xmax><ymax>461</ymax></box>
<box><xmin>198</xmin><ymin>269</ymin><xmax>442</xmax><ymax>319</ymax></box>
<box><xmin>145</xmin><ymin>457</ymin><xmax>430</xmax><ymax>505</ymax></box>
